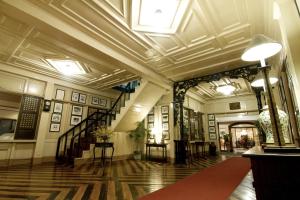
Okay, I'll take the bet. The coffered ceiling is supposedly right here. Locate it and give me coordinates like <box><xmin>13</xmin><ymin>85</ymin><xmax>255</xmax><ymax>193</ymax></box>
<box><xmin>0</xmin><ymin>0</ymin><xmax>281</xmax><ymax>98</ymax></box>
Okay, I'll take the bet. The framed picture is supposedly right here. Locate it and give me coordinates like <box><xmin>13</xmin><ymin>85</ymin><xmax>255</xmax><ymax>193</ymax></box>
<box><xmin>148</xmin><ymin>115</ymin><xmax>154</xmax><ymax>122</ymax></box>
<box><xmin>55</xmin><ymin>89</ymin><xmax>65</xmax><ymax>100</ymax></box>
<box><xmin>72</xmin><ymin>105</ymin><xmax>83</xmax><ymax>116</ymax></box>
<box><xmin>50</xmin><ymin>123</ymin><xmax>60</xmax><ymax>132</ymax></box>
<box><xmin>91</xmin><ymin>96</ymin><xmax>99</xmax><ymax>105</ymax></box>
<box><xmin>53</xmin><ymin>102</ymin><xmax>63</xmax><ymax>113</ymax></box>
<box><xmin>208</xmin><ymin>114</ymin><xmax>215</xmax><ymax>120</ymax></box>
<box><xmin>162</xmin><ymin>122</ymin><xmax>169</xmax><ymax>130</ymax></box>
<box><xmin>79</xmin><ymin>93</ymin><xmax>86</xmax><ymax>104</ymax></box>
<box><xmin>70</xmin><ymin>115</ymin><xmax>82</xmax><ymax>125</ymax></box>
<box><xmin>51</xmin><ymin>113</ymin><xmax>61</xmax><ymax>123</ymax></box>
<box><xmin>161</xmin><ymin>106</ymin><xmax>169</xmax><ymax>114</ymax></box>
<box><xmin>208</xmin><ymin>120</ymin><xmax>215</xmax><ymax>126</ymax></box>
<box><xmin>71</xmin><ymin>92</ymin><xmax>79</xmax><ymax>102</ymax></box>
<box><xmin>209</xmin><ymin>126</ymin><xmax>216</xmax><ymax>133</ymax></box>
<box><xmin>100</xmin><ymin>99</ymin><xmax>107</xmax><ymax>107</ymax></box>
<box><xmin>162</xmin><ymin>130</ymin><xmax>170</xmax><ymax>140</ymax></box>
<box><xmin>209</xmin><ymin>133</ymin><xmax>217</xmax><ymax>140</ymax></box>
<box><xmin>162</xmin><ymin>114</ymin><xmax>169</xmax><ymax>122</ymax></box>
<box><xmin>148</xmin><ymin>122</ymin><xmax>154</xmax><ymax>129</ymax></box>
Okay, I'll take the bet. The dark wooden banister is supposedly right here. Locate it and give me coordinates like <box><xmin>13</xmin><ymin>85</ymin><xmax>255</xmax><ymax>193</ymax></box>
<box><xmin>56</xmin><ymin>82</ymin><xmax>133</xmax><ymax>161</ymax></box>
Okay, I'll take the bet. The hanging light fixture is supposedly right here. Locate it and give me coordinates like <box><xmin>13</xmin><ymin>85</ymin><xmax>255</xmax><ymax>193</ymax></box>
<box><xmin>216</xmin><ymin>85</ymin><xmax>236</xmax><ymax>95</ymax></box>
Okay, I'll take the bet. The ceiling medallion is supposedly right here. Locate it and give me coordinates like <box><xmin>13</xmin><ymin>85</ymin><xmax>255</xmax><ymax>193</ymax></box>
<box><xmin>131</xmin><ymin>0</ymin><xmax>189</xmax><ymax>34</ymax></box>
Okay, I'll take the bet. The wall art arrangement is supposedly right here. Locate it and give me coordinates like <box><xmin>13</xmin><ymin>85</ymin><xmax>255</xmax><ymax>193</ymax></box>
<box><xmin>50</xmin><ymin>101</ymin><xmax>63</xmax><ymax>132</ymax></box>
<box><xmin>161</xmin><ymin>105</ymin><xmax>170</xmax><ymax>140</ymax></box>
<box><xmin>208</xmin><ymin>114</ymin><xmax>216</xmax><ymax>140</ymax></box>
<box><xmin>70</xmin><ymin>105</ymin><xmax>83</xmax><ymax>126</ymax></box>
<box><xmin>147</xmin><ymin>107</ymin><xmax>154</xmax><ymax>139</ymax></box>
<box><xmin>71</xmin><ymin>91</ymin><xmax>86</xmax><ymax>104</ymax></box>
<box><xmin>91</xmin><ymin>96</ymin><xmax>107</xmax><ymax>107</ymax></box>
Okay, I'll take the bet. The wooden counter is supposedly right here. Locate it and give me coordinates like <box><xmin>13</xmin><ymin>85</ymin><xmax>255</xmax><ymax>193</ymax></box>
<box><xmin>243</xmin><ymin>146</ymin><xmax>300</xmax><ymax>200</ymax></box>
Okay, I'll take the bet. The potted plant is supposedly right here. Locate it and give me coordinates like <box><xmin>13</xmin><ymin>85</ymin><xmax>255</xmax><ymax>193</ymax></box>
<box><xmin>129</xmin><ymin>121</ymin><xmax>149</xmax><ymax>160</ymax></box>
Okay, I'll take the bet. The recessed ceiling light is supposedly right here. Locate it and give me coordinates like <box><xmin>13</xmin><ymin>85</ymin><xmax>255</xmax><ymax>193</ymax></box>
<box><xmin>46</xmin><ymin>59</ymin><xmax>86</xmax><ymax>76</ymax></box>
<box><xmin>131</xmin><ymin>0</ymin><xmax>189</xmax><ymax>34</ymax></box>
<box><xmin>216</xmin><ymin>85</ymin><xmax>236</xmax><ymax>95</ymax></box>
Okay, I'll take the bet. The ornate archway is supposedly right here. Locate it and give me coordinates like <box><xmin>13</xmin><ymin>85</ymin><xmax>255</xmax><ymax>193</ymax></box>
<box><xmin>173</xmin><ymin>64</ymin><xmax>260</xmax><ymax>163</ymax></box>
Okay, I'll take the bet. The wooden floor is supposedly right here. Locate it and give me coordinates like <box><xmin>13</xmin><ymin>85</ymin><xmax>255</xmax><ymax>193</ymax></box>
<box><xmin>0</xmin><ymin>154</ymin><xmax>255</xmax><ymax>200</ymax></box>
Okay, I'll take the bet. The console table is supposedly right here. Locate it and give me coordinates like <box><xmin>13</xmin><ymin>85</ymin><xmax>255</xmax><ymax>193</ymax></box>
<box><xmin>93</xmin><ymin>142</ymin><xmax>114</xmax><ymax>165</ymax></box>
<box><xmin>145</xmin><ymin>143</ymin><xmax>168</xmax><ymax>162</ymax></box>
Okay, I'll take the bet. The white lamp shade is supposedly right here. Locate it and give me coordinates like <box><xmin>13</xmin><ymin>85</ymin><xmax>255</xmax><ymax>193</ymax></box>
<box><xmin>241</xmin><ymin>34</ymin><xmax>282</xmax><ymax>61</ymax></box>
<box><xmin>250</xmin><ymin>71</ymin><xmax>278</xmax><ymax>87</ymax></box>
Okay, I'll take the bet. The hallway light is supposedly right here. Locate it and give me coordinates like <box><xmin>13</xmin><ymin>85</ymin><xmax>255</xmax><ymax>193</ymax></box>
<box><xmin>251</xmin><ymin>71</ymin><xmax>278</xmax><ymax>87</ymax></box>
<box><xmin>241</xmin><ymin>34</ymin><xmax>282</xmax><ymax>62</ymax></box>
<box><xmin>216</xmin><ymin>85</ymin><xmax>235</xmax><ymax>95</ymax></box>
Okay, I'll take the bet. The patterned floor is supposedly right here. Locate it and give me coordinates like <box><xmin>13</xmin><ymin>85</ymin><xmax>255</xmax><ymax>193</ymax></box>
<box><xmin>0</xmin><ymin>154</ymin><xmax>255</xmax><ymax>200</ymax></box>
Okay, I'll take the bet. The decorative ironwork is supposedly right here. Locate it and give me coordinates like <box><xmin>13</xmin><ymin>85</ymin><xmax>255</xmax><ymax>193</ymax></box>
<box><xmin>173</xmin><ymin>64</ymin><xmax>259</xmax><ymax>138</ymax></box>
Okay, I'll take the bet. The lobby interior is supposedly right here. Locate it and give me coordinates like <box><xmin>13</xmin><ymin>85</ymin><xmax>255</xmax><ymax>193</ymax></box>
<box><xmin>0</xmin><ymin>0</ymin><xmax>300</xmax><ymax>199</ymax></box>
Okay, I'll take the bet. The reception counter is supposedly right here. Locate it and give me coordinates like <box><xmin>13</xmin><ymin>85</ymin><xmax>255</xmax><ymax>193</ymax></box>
<box><xmin>243</xmin><ymin>146</ymin><xmax>300</xmax><ymax>200</ymax></box>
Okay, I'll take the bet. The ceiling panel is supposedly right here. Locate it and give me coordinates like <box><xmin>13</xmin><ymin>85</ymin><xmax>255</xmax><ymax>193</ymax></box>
<box><xmin>0</xmin><ymin>0</ymin><xmax>278</xmax><ymax>98</ymax></box>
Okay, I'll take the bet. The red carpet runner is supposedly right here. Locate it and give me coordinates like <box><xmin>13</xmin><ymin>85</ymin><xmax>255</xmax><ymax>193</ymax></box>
<box><xmin>139</xmin><ymin>157</ymin><xmax>251</xmax><ymax>200</ymax></box>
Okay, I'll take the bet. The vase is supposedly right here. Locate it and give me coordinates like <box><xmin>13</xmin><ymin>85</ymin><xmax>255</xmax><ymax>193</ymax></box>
<box><xmin>258</xmin><ymin>106</ymin><xmax>290</xmax><ymax>143</ymax></box>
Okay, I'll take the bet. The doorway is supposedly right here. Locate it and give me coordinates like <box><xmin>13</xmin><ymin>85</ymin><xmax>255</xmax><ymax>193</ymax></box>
<box><xmin>218</xmin><ymin>122</ymin><xmax>259</xmax><ymax>152</ymax></box>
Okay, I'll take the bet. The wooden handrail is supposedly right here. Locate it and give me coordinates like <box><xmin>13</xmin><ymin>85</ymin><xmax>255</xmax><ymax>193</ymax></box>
<box><xmin>56</xmin><ymin>82</ymin><xmax>133</xmax><ymax>161</ymax></box>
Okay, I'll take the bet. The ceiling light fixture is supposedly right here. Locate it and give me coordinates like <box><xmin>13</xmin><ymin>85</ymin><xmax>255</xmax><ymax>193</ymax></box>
<box><xmin>46</xmin><ymin>59</ymin><xmax>86</xmax><ymax>76</ymax></box>
<box><xmin>216</xmin><ymin>85</ymin><xmax>235</xmax><ymax>95</ymax></box>
<box><xmin>131</xmin><ymin>0</ymin><xmax>189</xmax><ymax>34</ymax></box>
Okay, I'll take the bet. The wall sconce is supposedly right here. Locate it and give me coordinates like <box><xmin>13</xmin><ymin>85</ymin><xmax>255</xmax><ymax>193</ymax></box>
<box><xmin>241</xmin><ymin>34</ymin><xmax>285</xmax><ymax>146</ymax></box>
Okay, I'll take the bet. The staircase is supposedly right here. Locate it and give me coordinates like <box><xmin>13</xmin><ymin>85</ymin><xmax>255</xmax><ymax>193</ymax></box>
<box><xmin>55</xmin><ymin>81</ymin><xmax>137</xmax><ymax>164</ymax></box>
<box><xmin>55</xmin><ymin>80</ymin><xmax>166</xmax><ymax>164</ymax></box>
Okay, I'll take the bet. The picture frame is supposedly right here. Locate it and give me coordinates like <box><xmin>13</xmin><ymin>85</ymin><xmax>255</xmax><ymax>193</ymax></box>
<box><xmin>208</xmin><ymin>114</ymin><xmax>215</xmax><ymax>120</ymax></box>
<box><xmin>162</xmin><ymin>130</ymin><xmax>170</xmax><ymax>140</ymax></box>
<box><xmin>209</xmin><ymin>133</ymin><xmax>217</xmax><ymax>140</ymax></box>
<box><xmin>148</xmin><ymin>115</ymin><xmax>154</xmax><ymax>123</ymax></box>
<box><xmin>161</xmin><ymin>106</ymin><xmax>169</xmax><ymax>114</ymax></box>
<box><xmin>162</xmin><ymin>114</ymin><xmax>169</xmax><ymax>122</ymax></box>
<box><xmin>209</xmin><ymin>126</ymin><xmax>216</xmax><ymax>133</ymax></box>
<box><xmin>71</xmin><ymin>92</ymin><xmax>79</xmax><ymax>102</ymax></box>
<box><xmin>50</xmin><ymin>123</ymin><xmax>60</xmax><ymax>132</ymax></box>
<box><xmin>162</xmin><ymin>122</ymin><xmax>169</xmax><ymax>130</ymax></box>
<box><xmin>72</xmin><ymin>105</ymin><xmax>83</xmax><ymax>116</ymax></box>
<box><xmin>148</xmin><ymin>122</ymin><xmax>154</xmax><ymax>129</ymax></box>
<box><xmin>70</xmin><ymin>115</ymin><xmax>82</xmax><ymax>126</ymax></box>
<box><xmin>208</xmin><ymin>120</ymin><xmax>215</xmax><ymax>127</ymax></box>
<box><xmin>51</xmin><ymin>113</ymin><xmax>61</xmax><ymax>123</ymax></box>
<box><xmin>100</xmin><ymin>99</ymin><xmax>107</xmax><ymax>107</ymax></box>
<box><xmin>55</xmin><ymin>89</ymin><xmax>65</xmax><ymax>100</ymax></box>
<box><xmin>79</xmin><ymin>93</ymin><xmax>86</xmax><ymax>104</ymax></box>
<box><xmin>53</xmin><ymin>102</ymin><xmax>63</xmax><ymax>113</ymax></box>
<box><xmin>91</xmin><ymin>96</ymin><xmax>99</xmax><ymax>105</ymax></box>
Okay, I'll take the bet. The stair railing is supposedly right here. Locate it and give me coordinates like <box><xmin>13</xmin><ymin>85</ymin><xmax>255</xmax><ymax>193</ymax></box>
<box><xmin>55</xmin><ymin>82</ymin><xmax>134</xmax><ymax>162</ymax></box>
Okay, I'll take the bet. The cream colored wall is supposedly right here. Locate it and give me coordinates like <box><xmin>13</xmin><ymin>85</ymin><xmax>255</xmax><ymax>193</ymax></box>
<box><xmin>0</xmin><ymin>64</ymin><xmax>128</xmax><ymax>165</ymax></box>
<box><xmin>277</xmin><ymin>0</ymin><xmax>300</xmax><ymax>107</ymax></box>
